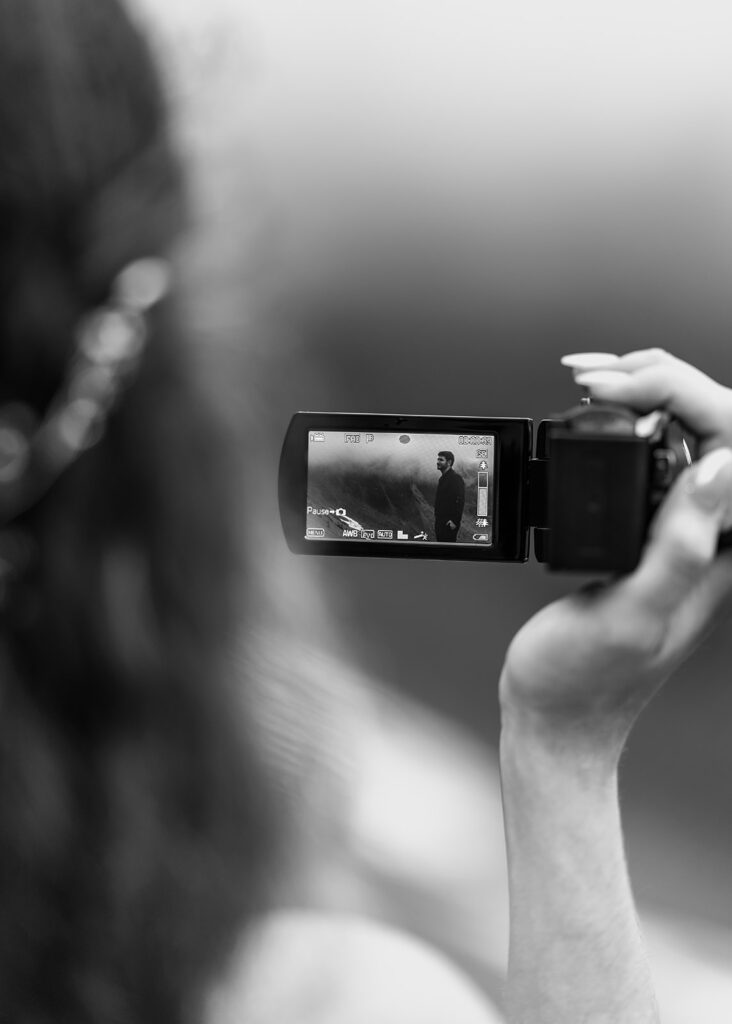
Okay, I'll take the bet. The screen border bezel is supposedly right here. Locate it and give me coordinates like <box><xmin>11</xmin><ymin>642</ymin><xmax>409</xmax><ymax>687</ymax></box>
<box><xmin>279</xmin><ymin>412</ymin><xmax>533</xmax><ymax>562</ymax></box>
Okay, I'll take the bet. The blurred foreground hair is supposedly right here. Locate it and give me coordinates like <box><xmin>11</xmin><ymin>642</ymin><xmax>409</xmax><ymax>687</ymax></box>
<box><xmin>0</xmin><ymin>1</ymin><xmax>271</xmax><ymax>1020</ymax></box>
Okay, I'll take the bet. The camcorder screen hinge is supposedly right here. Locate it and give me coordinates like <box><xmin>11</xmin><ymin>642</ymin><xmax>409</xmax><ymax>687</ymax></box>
<box><xmin>527</xmin><ymin>457</ymin><xmax>549</xmax><ymax>530</ymax></box>
<box><xmin>527</xmin><ymin>419</ymin><xmax>553</xmax><ymax>562</ymax></box>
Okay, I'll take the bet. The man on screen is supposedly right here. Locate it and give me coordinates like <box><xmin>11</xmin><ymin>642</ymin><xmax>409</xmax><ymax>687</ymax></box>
<box><xmin>434</xmin><ymin>451</ymin><xmax>465</xmax><ymax>541</ymax></box>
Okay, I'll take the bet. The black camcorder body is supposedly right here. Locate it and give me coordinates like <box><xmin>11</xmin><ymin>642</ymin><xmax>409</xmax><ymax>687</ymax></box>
<box><xmin>278</xmin><ymin>403</ymin><xmax>694</xmax><ymax>572</ymax></box>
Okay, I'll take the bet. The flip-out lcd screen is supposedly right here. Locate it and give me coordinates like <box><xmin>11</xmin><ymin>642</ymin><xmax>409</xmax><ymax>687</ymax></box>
<box><xmin>305</xmin><ymin>430</ymin><xmax>496</xmax><ymax>547</ymax></box>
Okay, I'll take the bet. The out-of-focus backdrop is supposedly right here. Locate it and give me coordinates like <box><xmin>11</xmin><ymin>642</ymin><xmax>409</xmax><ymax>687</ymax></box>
<box><xmin>134</xmin><ymin>0</ymin><xmax>732</xmax><ymax>1012</ymax></box>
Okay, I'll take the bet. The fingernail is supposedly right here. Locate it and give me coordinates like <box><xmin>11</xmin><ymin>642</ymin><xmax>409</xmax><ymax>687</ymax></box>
<box><xmin>561</xmin><ymin>352</ymin><xmax>619</xmax><ymax>369</ymax></box>
<box><xmin>574</xmin><ymin>370</ymin><xmax>630</xmax><ymax>387</ymax></box>
<box><xmin>635</xmin><ymin>410</ymin><xmax>667</xmax><ymax>439</ymax></box>
<box><xmin>688</xmin><ymin>448</ymin><xmax>732</xmax><ymax>508</ymax></box>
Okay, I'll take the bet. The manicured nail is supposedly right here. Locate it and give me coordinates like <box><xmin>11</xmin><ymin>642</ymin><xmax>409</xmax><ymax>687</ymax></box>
<box><xmin>634</xmin><ymin>410</ymin><xmax>667</xmax><ymax>439</ymax></box>
<box><xmin>561</xmin><ymin>352</ymin><xmax>620</xmax><ymax>369</ymax></box>
<box><xmin>574</xmin><ymin>370</ymin><xmax>630</xmax><ymax>387</ymax></box>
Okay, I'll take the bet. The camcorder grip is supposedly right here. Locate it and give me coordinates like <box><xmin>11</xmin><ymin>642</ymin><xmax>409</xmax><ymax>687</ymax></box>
<box><xmin>531</xmin><ymin>402</ymin><xmax>693</xmax><ymax>572</ymax></box>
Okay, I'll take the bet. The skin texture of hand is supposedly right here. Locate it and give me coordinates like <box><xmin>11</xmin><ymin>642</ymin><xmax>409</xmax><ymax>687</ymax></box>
<box><xmin>500</xmin><ymin>350</ymin><xmax>732</xmax><ymax>1024</ymax></box>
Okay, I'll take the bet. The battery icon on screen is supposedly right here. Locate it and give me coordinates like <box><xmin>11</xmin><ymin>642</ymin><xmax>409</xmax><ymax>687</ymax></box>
<box><xmin>477</xmin><ymin>471</ymin><xmax>489</xmax><ymax>518</ymax></box>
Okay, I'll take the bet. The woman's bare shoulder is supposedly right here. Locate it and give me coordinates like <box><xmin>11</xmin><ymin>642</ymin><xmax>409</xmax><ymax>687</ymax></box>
<box><xmin>207</xmin><ymin>910</ymin><xmax>504</xmax><ymax>1024</ymax></box>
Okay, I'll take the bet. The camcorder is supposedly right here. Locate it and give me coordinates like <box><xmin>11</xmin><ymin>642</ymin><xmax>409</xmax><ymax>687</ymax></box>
<box><xmin>278</xmin><ymin>400</ymin><xmax>695</xmax><ymax>572</ymax></box>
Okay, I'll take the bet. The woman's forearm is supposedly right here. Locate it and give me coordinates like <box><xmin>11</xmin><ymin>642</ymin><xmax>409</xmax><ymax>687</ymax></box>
<box><xmin>500</xmin><ymin>707</ymin><xmax>659</xmax><ymax>1024</ymax></box>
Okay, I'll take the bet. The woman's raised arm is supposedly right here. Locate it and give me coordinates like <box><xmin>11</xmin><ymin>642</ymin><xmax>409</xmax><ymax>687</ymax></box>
<box><xmin>500</xmin><ymin>350</ymin><xmax>732</xmax><ymax>1024</ymax></box>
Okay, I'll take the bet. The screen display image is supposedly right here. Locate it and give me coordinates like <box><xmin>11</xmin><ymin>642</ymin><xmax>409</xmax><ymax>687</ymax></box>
<box><xmin>305</xmin><ymin>431</ymin><xmax>496</xmax><ymax>547</ymax></box>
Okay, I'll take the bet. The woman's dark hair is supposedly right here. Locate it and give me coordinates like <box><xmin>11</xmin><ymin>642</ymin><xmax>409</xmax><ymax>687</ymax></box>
<box><xmin>0</xmin><ymin>1</ymin><xmax>272</xmax><ymax>1020</ymax></box>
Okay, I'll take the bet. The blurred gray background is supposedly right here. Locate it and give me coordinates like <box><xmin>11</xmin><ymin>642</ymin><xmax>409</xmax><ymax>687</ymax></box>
<box><xmin>137</xmin><ymin>0</ymin><xmax>732</xmax><ymax>990</ymax></box>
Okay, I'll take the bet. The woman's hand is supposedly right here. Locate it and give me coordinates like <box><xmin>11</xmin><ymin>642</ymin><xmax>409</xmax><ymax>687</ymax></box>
<box><xmin>500</xmin><ymin>349</ymin><xmax>732</xmax><ymax>752</ymax></box>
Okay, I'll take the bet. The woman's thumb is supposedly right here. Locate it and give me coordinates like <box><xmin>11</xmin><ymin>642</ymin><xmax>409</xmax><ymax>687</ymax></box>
<box><xmin>686</xmin><ymin>447</ymin><xmax>732</xmax><ymax>527</ymax></box>
<box><xmin>624</xmin><ymin>447</ymin><xmax>732</xmax><ymax>617</ymax></box>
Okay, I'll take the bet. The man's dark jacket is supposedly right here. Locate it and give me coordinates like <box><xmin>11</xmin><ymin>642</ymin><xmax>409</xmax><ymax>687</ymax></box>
<box><xmin>434</xmin><ymin>467</ymin><xmax>465</xmax><ymax>536</ymax></box>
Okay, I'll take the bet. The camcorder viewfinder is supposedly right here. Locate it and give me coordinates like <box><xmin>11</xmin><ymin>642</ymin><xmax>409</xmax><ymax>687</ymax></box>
<box><xmin>278</xmin><ymin>403</ymin><xmax>695</xmax><ymax>572</ymax></box>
